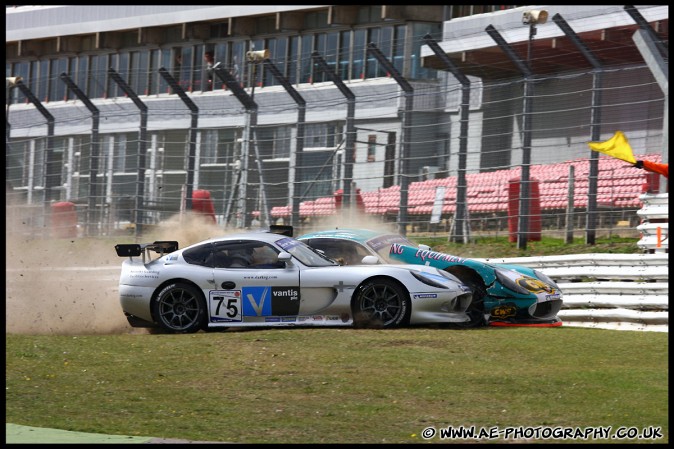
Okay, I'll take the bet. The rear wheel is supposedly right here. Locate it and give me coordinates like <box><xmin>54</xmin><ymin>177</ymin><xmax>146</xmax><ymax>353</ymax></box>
<box><xmin>353</xmin><ymin>278</ymin><xmax>410</xmax><ymax>328</ymax></box>
<box><xmin>152</xmin><ymin>283</ymin><xmax>207</xmax><ymax>333</ymax></box>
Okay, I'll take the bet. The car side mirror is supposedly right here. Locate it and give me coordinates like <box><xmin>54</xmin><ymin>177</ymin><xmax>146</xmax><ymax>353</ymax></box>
<box><xmin>418</xmin><ymin>244</ymin><xmax>431</xmax><ymax>251</ymax></box>
<box><xmin>361</xmin><ymin>255</ymin><xmax>379</xmax><ymax>265</ymax></box>
<box><xmin>278</xmin><ymin>252</ymin><xmax>292</xmax><ymax>264</ymax></box>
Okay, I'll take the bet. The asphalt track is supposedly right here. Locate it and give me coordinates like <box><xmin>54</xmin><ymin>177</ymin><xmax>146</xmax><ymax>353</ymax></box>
<box><xmin>5</xmin><ymin>423</ymin><xmax>224</xmax><ymax>444</ymax></box>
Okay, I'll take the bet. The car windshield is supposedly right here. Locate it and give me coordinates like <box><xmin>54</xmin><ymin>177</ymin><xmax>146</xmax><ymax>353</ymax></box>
<box><xmin>365</xmin><ymin>234</ymin><xmax>416</xmax><ymax>263</ymax></box>
<box><xmin>275</xmin><ymin>237</ymin><xmax>339</xmax><ymax>267</ymax></box>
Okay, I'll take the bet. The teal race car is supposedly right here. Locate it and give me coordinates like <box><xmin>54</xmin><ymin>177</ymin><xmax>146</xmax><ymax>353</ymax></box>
<box><xmin>298</xmin><ymin>228</ymin><xmax>563</xmax><ymax>328</ymax></box>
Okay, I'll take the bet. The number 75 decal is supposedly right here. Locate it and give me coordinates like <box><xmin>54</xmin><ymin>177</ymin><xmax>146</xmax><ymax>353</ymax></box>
<box><xmin>209</xmin><ymin>290</ymin><xmax>242</xmax><ymax>322</ymax></box>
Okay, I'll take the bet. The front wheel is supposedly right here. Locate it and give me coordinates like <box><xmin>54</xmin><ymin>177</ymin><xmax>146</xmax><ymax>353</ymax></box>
<box><xmin>152</xmin><ymin>283</ymin><xmax>207</xmax><ymax>333</ymax></box>
<box><xmin>353</xmin><ymin>278</ymin><xmax>410</xmax><ymax>328</ymax></box>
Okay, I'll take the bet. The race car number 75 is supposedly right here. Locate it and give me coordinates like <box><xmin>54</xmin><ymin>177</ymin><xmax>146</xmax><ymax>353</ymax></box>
<box><xmin>209</xmin><ymin>290</ymin><xmax>242</xmax><ymax>322</ymax></box>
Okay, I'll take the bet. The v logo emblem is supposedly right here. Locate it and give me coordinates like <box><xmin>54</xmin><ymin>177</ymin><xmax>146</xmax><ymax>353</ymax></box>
<box><xmin>246</xmin><ymin>287</ymin><xmax>268</xmax><ymax>316</ymax></box>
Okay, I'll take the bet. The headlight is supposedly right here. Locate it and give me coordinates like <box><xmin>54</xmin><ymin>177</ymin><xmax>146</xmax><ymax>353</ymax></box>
<box><xmin>533</xmin><ymin>269</ymin><xmax>560</xmax><ymax>290</ymax></box>
<box><xmin>411</xmin><ymin>270</ymin><xmax>449</xmax><ymax>289</ymax></box>
<box><xmin>436</xmin><ymin>269</ymin><xmax>462</xmax><ymax>283</ymax></box>
<box><xmin>495</xmin><ymin>269</ymin><xmax>532</xmax><ymax>295</ymax></box>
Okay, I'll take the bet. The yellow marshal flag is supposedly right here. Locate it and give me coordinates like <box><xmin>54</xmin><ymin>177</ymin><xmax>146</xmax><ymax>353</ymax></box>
<box><xmin>587</xmin><ymin>131</ymin><xmax>636</xmax><ymax>164</ymax></box>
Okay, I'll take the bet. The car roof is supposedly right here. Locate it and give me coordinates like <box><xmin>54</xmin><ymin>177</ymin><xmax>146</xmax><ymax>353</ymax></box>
<box><xmin>183</xmin><ymin>230</ymin><xmax>290</xmax><ymax>249</ymax></box>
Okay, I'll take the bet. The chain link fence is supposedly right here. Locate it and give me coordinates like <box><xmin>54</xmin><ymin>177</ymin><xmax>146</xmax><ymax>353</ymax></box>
<box><xmin>6</xmin><ymin>59</ymin><xmax>666</xmax><ymax>243</ymax></box>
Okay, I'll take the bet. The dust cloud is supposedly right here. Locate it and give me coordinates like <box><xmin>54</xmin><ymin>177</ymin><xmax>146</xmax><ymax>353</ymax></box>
<box><xmin>5</xmin><ymin>210</ymin><xmax>225</xmax><ymax>336</ymax></box>
<box><xmin>5</xmin><ymin>205</ymin><xmax>394</xmax><ymax>336</ymax></box>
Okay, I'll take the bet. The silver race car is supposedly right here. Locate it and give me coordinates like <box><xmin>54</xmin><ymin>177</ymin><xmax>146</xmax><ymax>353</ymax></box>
<box><xmin>114</xmin><ymin>227</ymin><xmax>473</xmax><ymax>333</ymax></box>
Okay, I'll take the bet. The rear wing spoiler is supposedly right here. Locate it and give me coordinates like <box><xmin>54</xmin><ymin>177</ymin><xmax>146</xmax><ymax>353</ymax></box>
<box><xmin>270</xmin><ymin>225</ymin><xmax>293</xmax><ymax>237</ymax></box>
<box><xmin>115</xmin><ymin>240</ymin><xmax>179</xmax><ymax>263</ymax></box>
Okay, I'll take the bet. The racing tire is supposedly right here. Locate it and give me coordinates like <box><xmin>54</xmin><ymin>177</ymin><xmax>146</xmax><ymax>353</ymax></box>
<box><xmin>353</xmin><ymin>278</ymin><xmax>410</xmax><ymax>328</ymax></box>
<box><xmin>152</xmin><ymin>283</ymin><xmax>207</xmax><ymax>333</ymax></box>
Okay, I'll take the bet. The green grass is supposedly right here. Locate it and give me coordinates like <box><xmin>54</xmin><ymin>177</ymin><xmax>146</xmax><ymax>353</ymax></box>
<box><xmin>6</xmin><ymin>232</ymin><xmax>660</xmax><ymax>443</ymax></box>
<box><xmin>5</xmin><ymin>327</ymin><xmax>668</xmax><ymax>444</ymax></box>
<box><xmin>417</xmin><ymin>235</ymin><xmax>641</xmax><ymax>258</ymax></box>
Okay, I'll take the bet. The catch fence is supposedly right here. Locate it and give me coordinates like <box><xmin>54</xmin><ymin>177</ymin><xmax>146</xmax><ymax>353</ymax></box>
<box><xmin>6</xmin><ymin>52</ymin><xmax>667</xmax><ymax>245</ymax></box>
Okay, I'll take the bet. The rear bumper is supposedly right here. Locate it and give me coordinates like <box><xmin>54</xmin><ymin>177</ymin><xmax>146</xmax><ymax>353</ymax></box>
<box><xmin>125</xmin><ymin>313</ymin><xmax>158</xmax><ymax>328</ymax></box>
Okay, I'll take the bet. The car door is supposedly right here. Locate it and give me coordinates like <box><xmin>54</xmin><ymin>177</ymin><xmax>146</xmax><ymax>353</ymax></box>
<box><xmin>209</xmin><ymin>240</ymin><xmax>300</xmax><ymax>324</ymax></box>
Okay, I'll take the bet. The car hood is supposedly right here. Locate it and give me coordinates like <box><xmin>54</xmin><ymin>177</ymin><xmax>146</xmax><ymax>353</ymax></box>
<box><xmin>387</xmin><ymin>243</ymin><xmax>561</xmax><ymax>299</ymax></box>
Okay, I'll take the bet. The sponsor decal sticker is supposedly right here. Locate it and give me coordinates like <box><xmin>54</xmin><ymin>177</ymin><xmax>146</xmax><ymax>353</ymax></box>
<box><xmin>516</xmin><ymin>277</ymin><xmax>555</xmax><ymax>293</ymax></box>
<box><xmin>242</xmin><ymin>286</ymin><xmax>271</xmax><ymax>316</ymax></box>
<box><xmin>241</xmin><ymin>287</ymin><xmax>301</xmax><ymax>317</ymax></box>
<box><xmin>413</xmin><ymin>248</ymin><xmax>465</xmax><ymax>264</ymax></box>
<box><xmin>128</xmin><ymin>269</ymin><xmax>160</xmax><ymax>279</ymax></box>
<box><xmin>390</xmin><ymin>243</ymin><xmax>405</xmax><ymax>255</ymax></box>
<box><xmin>276</xmin><ymin>237</ymin><xmax>300</xmax><ymax>250</ymax></box>
<box><xmin>368</xmin><ymin>235</ymin><xmax>406</xmax><ymax>252</ymax></box>
<box><xmin>491</xmin><ymin>304</ymin><xmax>517</xmax><ymax>319</ymax></box>
<box><xmin>414</xmin><ymin>293</ymin><xmax>438</xmax><ymax>299</ymax></box>
<box><xmin>243</xmin><ymin>274</ymin><xmax>279</xmax><ymax>280</ymax></box>
<box><xmin>271</xmin><ymin>287</ymin><xmax>301</xmax><ymax>316</ymax></box>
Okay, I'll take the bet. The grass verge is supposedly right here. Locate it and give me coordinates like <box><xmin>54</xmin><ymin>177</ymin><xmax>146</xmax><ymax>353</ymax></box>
<box><xmin>417</xmin><ymin>235</ymin><xmax>641</xmax><ymax>258</ymax></box>
<box><xmin>6</xmin><ymin>327</ymin><xmax>668</xmax><ymax>444</ymax></box>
